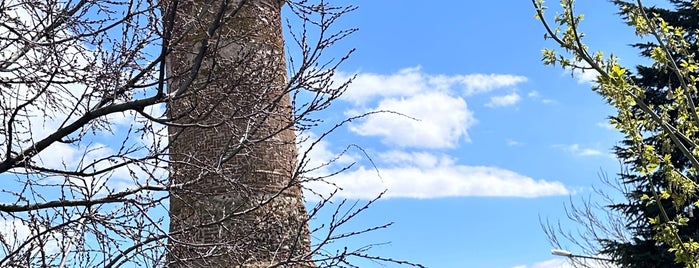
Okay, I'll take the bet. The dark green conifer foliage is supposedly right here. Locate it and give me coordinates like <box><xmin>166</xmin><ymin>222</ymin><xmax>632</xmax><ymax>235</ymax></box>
<box><xmin>601</xmin><ymin>1</ymin><xmax>699</xmax><ymax>266</ymax></box>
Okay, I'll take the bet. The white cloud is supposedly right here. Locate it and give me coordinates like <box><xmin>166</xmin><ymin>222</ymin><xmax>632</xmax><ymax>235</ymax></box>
<box><xmin>0</xmin><ymin>218</ymin><xmax>64</xmax><ymax>259</ymax></box>
<box><xmin>574</xmin><ymin>68</ymin><xmax>600</xmax><ymax>84</ymax></box>
<box><xmin>337</xmin><ymin>66</ymin><xmax>527</xmax><ymax>105</ymax></box>
<box><xmin>304</xmin><ymin>151</ymin><xmax>569</xmax><ymax>200</ymax></box>
<box><xmin>0</xmin><ymin>42</ymin><xmax>167</xmax><ymax>194</ymax></box>
<box><xmin>527</xmin><ymin>90</ymin><xmax>556</xmax><ymax>104</ymax></box>
<box><xmin>568</xmin><ymin>62</ymin><xmax>600</xmax><ymax>85</ymax></box>
<box><xmin>349</xmin><ymin>92</ymin><xmax>475</xmax><ymax>149</ymax></box>
<box><xmin>580</xmin><ymin>149</ymin><xmax>603</xmax><ymax>156</ymax></box>
<box><xmin>458</xmin><ymin>73</ymin><xmax>528</xmax><ymax>95</ymax></box>
<box><xmin>34</xmin><ymin>142</ymin><xmax>80</xmax><ymax>169</ymax></box>
<box><xmin>336</xmin><ymin>67</ymin><xmax>427</xmax><ymax>105</ymax></box>
<box><xmin>486</xmin><ymin>92</ymin><xmax>521</xmax><ymax>108</ymax></box>
<box><xmin>555</xmin><ymin>144</ymin><xmax>604</xmax><ymax>157</ymax></box>
<box><xmin>513</xmin><ymin>258</ymin><xmax>570</xmax><ymax>268</ymax></box>
<box><xmin>297</xmin><ymin>132</ymin><xmax>357</xmax><ymax>173</ymax></box>
<box><xmin>337</xmin><ymin>67</ymin><xmax>528</xmax><ymax>149</ymax></box>
<box><xmin>533</xmin><ymin>258</ymin><xmax>571</xmax><ymax>268</ymax></box>
<box><xmin>596</xmin><ymin>121</ymin><xmax>616</xmax><ymax>130</ymax></box>
<box><xmin>507</xmin><ymin>139</ymin><xmax>523</xmax><ymax>146</ymax></box>
<box><xmin>514</xmin><ymin>257</ymin><xmax>616</xmax><ymax>268</ymax></box>
<box><xmin>304</xmin><ymin>68</ymin><xmax>567</xmax><ymax>200</ymax></box>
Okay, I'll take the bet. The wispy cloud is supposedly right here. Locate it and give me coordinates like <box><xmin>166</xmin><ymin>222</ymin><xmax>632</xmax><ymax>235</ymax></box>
<box><xmin>511</xmin><ymin>258</ymin><xmax>570</xmax><ymax>268</ymax></box>
<box><xmin>554</xmin><ymin>144</ymin><xmax>604</xmax><ymax>156</ymax></box>
<box><xmin>507</xmin><ymin>139</ymin><xmax>523</xmax><ymax>147</ymax></box>
<box><xmin>486</xmin><ymin>92</ymin><xmax>521</xmax><ymax>108</ymax></box>
<box><xmin>304</xmin><ymin>150</ymin><xmax>569</xmax><ymax>200</ymax></box>
<box><xmin>527</xmin><ymin>90</ymin><xmax>556</xmax><ymax>104</ymax></box>
<box><xmin>452</xmin><ymin>73</ymin><xmax>527</xmax><ymax>96</ymax></box>
<box><xmin>336</xmin><ymin>66</ymin><xmax>528</xmax><ymax>105</ymax></box>
<box><xmin>596</xmin><ymin>121</ymin><xmax>616</xmax><ymax>130</ymax></box>
<box><xmin>513</xmin><ymin>256</ymin><xmax>612</xmax><ymax>268</ymax></box>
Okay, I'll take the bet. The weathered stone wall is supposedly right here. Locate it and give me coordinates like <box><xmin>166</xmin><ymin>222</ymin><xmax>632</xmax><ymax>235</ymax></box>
<box><xmin>164</xmin><ymin>0</ymin><xmax>313</xmax><ymax>266</ymax></box>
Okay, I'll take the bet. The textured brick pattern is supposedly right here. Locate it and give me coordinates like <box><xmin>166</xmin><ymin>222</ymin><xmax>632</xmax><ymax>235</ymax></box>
<box><xmin>164</xmin><ymin>0</ymin><xmax>313</xmax><ymax>267</ymax></box>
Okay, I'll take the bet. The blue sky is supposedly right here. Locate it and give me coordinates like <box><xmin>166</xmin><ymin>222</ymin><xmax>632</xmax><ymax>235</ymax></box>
<box><xmin>0</xmin><ymin>0</ymin><xmax>659</xmax><ymax>267</ymax></box>
<box><xmin>292</xmin><ymin>1</ymin><xmax>652</xmax><ymax>267</ymax></box>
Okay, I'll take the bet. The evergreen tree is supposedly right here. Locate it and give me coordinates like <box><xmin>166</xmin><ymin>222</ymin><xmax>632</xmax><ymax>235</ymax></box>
<box><xmin>600</xmin><ymin>1</ymin><xmax>699</xmax><ymax>266</ymax></box>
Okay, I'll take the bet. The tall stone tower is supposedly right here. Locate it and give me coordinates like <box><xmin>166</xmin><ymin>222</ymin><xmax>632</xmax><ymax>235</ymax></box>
<box><xmin>164</xmin><ymin>0</ymin><xmax>313</xmax><ymax>266</ymax></box>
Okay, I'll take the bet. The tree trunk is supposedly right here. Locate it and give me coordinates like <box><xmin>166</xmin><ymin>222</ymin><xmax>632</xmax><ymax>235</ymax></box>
<box><xmin>163</xmin><ymin>0</ymin><xmax>313</xmax><ymax>266</ymax></box>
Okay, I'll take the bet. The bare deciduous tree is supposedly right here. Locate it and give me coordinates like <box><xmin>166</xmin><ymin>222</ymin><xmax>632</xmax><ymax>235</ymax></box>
<box><xmin>541</xmin><ymin>170</ymin><xmax>631</xmax><ymax>268</ymax></box>
<box><xmin>0</xmin><ymin>0</ymin><xmax>423</xmax><ymax>267</ymax></box>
